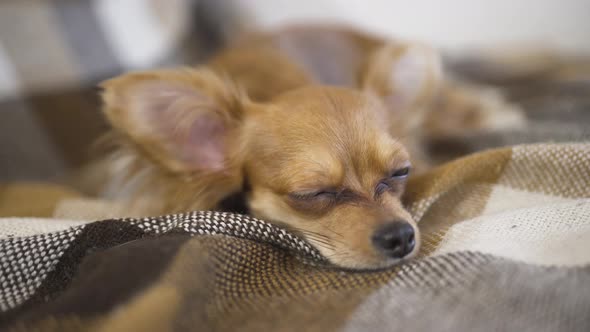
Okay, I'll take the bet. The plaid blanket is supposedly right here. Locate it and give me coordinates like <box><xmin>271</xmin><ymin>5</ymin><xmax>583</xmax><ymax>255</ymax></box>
<box><xmin>1</xmin><ymin>143</ymin><xmax>589</xmax><ymax>331</ymax></box>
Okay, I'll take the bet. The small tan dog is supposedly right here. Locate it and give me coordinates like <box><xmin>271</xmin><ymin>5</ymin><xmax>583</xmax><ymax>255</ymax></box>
<box><xmin>88</xmin><ymin>25</ymin><xmax>521</xmax><ymax>269</ymax></box>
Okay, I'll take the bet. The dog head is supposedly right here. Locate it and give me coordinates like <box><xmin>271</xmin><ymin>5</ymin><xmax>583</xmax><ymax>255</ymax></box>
<box><xmin>100</xmin><ymin>43</ymin><xmax>441</xmax><ymax>269</ymax></box>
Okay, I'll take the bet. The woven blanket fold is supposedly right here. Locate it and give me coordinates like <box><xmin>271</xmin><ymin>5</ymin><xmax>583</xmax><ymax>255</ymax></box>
<box><xmin>1</xmin><ymin>143</ymin><xmax>589</xmax><ymax>332</ymax></box>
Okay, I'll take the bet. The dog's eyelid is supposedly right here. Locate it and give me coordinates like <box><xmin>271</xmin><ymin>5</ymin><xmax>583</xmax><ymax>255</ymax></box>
<box><xmin>389</xmin><ymin>161</ymin><xmax>412</xmax><ymax>179</ymax></box>
<box><xmin>384</xmin><ymin>159</ymin><xmax>411</xmax><ymax>175</ymax></box>
<box><xmin>375</xmin><ymin>182</ymin><xmax>390</xmax><ymax>196</ymax></box>
<box><xmin>289</xmin><ymin>189</ymin><xmax>338</xmax><ymax>200</ymax></box>
<box><xmin>390</xmin><ymin>165</ymin><xmax>411</xmax><ymax>178</ymax></box>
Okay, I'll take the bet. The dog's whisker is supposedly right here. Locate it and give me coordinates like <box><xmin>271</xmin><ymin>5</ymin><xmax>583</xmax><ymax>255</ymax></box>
<box><xmin>302</xmin><ymin>236</ymin><xmax>336</xmax><ymax>250</ymax></box>
<box><xmin>290</xmin><ymin>228</ymin><xmax>342</xmax><ymax>250</ymax></box>
<box><xmin>290</xmin><ymin>227</ymin><xmax>332</xmax><ymax>241</ymax></box>
<box><xmin>319</xmin><ymin>223</ymin><xmax>345</xmax><ymax>239</ymax></box>
<box><xmin>324</xmin><ymin>251</ymin><xmax>355</xmax><ymax>261</ymax></box>
<box><xmin>312</xmin><ymin>229</ymin><xmax>348</xmax><ymax>247</ymax></box>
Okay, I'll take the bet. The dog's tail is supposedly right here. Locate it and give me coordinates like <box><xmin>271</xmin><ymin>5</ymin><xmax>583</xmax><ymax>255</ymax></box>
<box><xmin>445</xmin><ymin>48</ymin><xmax>590</xmax><ymax>86</ymax></box>
<box><xmin>443</xmin><ymin>47</ymin><xmax>590</xmax><ymax>116</ymax></box>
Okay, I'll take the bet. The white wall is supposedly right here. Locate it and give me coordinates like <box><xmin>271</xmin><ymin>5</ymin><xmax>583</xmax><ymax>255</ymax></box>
<box><xmin>235</xmin><ymin>0</ymin><xmax>590</xmax><ymax>53</ymax></box>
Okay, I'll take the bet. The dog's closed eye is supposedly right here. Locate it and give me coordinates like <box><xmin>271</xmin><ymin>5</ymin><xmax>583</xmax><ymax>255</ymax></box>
<box><xmin>287</xmin><ymin>189</ymin><xmax>363</xmax><ymax>215</ymax></box>
<box><xmin>375</xmin><ymin>166</ymin><xmax>411</xmax><ymax>196</ymax></box>
<box><xmin>391</xmin><ymin>166</ymin><xmax>410</xmax><ymax>179</ymax></box>
<box><xmin>287</xmin><ymin>190</ymin><xmax>338</xmax><ymax>215</ymax></box>
<box><xmin>289</xmin><ymin>190</ymin><xmax>338</xmax><ymax>201</ymax></box>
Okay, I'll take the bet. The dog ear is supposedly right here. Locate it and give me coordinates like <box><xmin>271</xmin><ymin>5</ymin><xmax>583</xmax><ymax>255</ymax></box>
<box><xmin>100</xmin><ymin>68</ymin><xmax>246</xmax><ymax>174</ymax></box>
<box><xmin>361</xmin><ymin>43</ymin><xmax>442</xmax><ymax>120</ymax></box>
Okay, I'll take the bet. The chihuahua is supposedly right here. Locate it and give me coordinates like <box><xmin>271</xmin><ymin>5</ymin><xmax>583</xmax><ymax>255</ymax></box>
<box><xmin>89</xmin><ymin>25</ymin><xmax>520</xmax><ymax>269</ymax></box>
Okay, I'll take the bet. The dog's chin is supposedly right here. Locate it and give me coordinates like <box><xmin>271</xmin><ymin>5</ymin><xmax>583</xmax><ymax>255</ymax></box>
<box><xmin>313</xmin><ymin>245</ymin><xmax>415</xmax><ymax>271</ymax></box>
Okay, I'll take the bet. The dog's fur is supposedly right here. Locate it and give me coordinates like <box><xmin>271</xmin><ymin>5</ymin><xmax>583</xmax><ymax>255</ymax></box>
<box><xmin>85</xmin><ymin>25</ymin><xmax>523</xmax><ymax>269</ymax></box>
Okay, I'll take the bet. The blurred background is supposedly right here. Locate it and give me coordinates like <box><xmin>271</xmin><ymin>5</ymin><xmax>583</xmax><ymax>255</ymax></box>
<box><xmin>0</xmin><ymin>0</ymin><xmax>588</xmax><ymax>181</ymax></box>
<box><xmin>238</xmin><ymin>0</ymin><xmax>590</xmax><ymax>53</ymax></box>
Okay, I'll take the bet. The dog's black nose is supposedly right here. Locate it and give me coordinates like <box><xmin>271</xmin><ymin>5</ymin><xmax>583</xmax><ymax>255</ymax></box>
<box><xmin>372</xmin><ymin>222</ymin><xmax>416</xmax><ymax>258</ymax></box>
